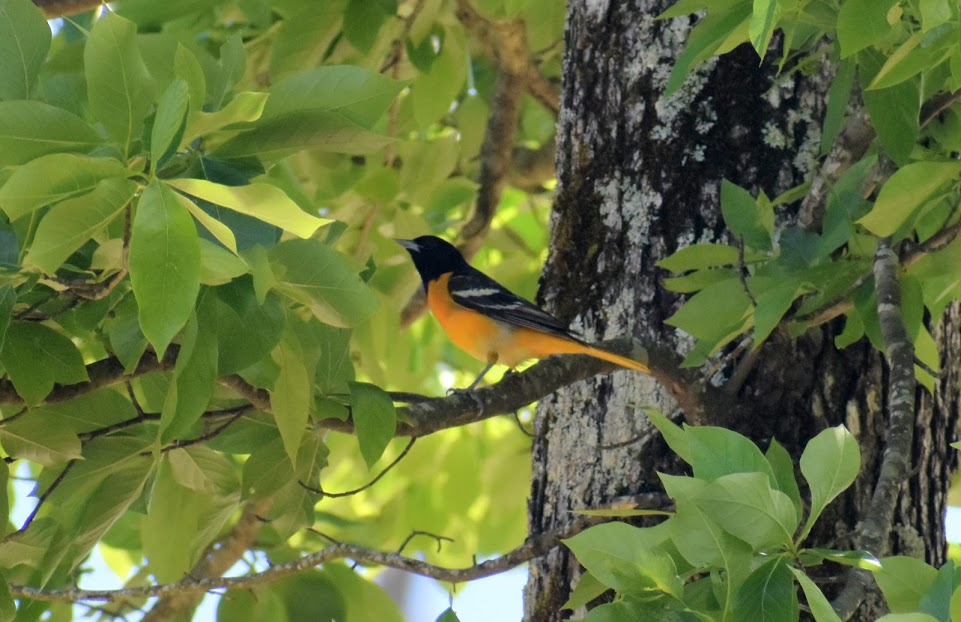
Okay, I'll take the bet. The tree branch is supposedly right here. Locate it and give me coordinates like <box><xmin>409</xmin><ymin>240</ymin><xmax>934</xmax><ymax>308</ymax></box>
<box><xmin>832</xmin><ymin>238</ymin><xmax>918</xmax><ymax>619</ymax></box>
<box><xmin>12</xmin><ymin>518</ymin><xmax>593</xmax><ymax>603</ymax></box>
<box><xmin>32</xmin><ymin>0</ymin><xmax>103</xmax><ymax>18</ymax></box>
<box><xmin>0</xmin><ymin>347</ymin><xmax>178</xmax><ymax>407</ymax></box>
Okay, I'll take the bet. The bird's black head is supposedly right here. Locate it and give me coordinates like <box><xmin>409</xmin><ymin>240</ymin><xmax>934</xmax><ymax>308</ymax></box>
<box><xmin>396</xmin><ymin>235</ymin><xmax>470</xmax><ymax>290</ymax></box>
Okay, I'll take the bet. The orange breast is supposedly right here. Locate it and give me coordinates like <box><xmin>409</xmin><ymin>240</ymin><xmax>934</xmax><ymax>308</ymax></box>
<box><xmin>425</xmin><ymin>273</ymin><xmax>586</xmax><ymax>368</ymax></box>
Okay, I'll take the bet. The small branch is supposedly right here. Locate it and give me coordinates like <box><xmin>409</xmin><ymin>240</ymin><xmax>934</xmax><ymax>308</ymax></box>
<box><xmin>300</xmin><ymin>438</ymin><xmax>417</xmax><ymax>498</ymax></box>
<box><xmin>11</xmin><ymin>519</ymin><xmax>592</xmax><ymax>603</ymax></box>
<box><xmin>832</xmin><ymin>238</ymin><xmax>917</xmax><ymax>619</ymax></box>
<box><xmin>157</xmin><ymin>409</ymin><xmax>248</xmax><ymax>454</ymax></box>
<box><xmin>11</xmin><ymin>460</ymin><xmax>78</xmax><ymax>536</ymax></box>
<box><xmin>380</xmin><ymin>0</ymin><xmax>429</xmax><ymax>73</ymax></box>
<box><xmin>0</xmin><ymin>347</ymin><xmax>178</xmax><ymax>407</ymax></box>
<box><xmin>397</xmin><ymin>530</ymin><xmax>454</xmax><ymax>555</ymax></box>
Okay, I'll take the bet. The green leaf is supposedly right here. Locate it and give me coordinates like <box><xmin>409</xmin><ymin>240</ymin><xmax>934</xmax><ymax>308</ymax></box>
<box><xmin>0</xmin><ymin>0</ymin><xmax>49</xmax><ymax>100</ymax></box>
<box><xmin>867</xmin><ymin>32</ymin><xmax>931</xmax><ymax>90</ymax></box>
<box><xmin>0</xmin><ymin>101</ymin><xmax>101</xmax><ymax>166</ymax></box>
<box><xmin>242</xmin><ymin>435</ymin><xmax>293</xmax><ymax>499</ymax></box>
<box><xmin>733</xmin><ymin>557</ymin><xmax>798</xmax><ymax>622</ymax></box>
<box><xmin>799</xmin><ymin>425</ymin><xmax>860</xmax><ymax>541</ymax></box>
<box><xmin>665</xmin><ymin>278</ymin><xmax>752</xmax><ymax>341</ymax></box>
<box><xmin>801</xmin><ymin>548</ymin><xmax>881</xmax><ymax>570</ymax></box>
<box><xmin>0</xmin><ymin>416</ymin><xmax>82</xmax><ymax>466</ymax></box>
<box><xmin>752</xmin><ymin>277</ymin><xmax>804</xmax><ymax>345</ymax></box>
<box><xmin>217</xmin><ymin>586</ymin><xmax>286</xmax><ymax>621</ymax></box>
<box><xmin>563</xmin><ymin>521</ymin><xmax>681</xmax><ymax>597</ymax></box>
<box><xmin>920</xmin><ymin>0</ymin><xmax>953</xmax><ymax>32</ymax></box>
<box><xmin>789</xmin><ymin>567</ymin><xmax>842</xmax><ymax>622</ymax></box>
<box><xmin>325</xmin><ymin>563</ymin><xmax>406</xmax><ymax>622</ymax></box>
<box><xmin>270</xmin><ymin>239</ymin><xmax>378</xmax><ymax>327</ymax></box>
<box><xmin>562</xmin><ymin>572</ymin><xmax>609</xmax><ymax>610</ymax></box>
<box><xmin>160</xmin><ymin>296</ymin><xmax>218</xmax><ymax>441</ymax></box>
<box><xmin>0</xmin><ymin>321</ymin><xmax>88</xmax><ymax>404</ymax></box>
<box><xmin>270</xmin><ymin>3</ymin><xmax>345</xmax><ymax>79</ymax></box>
<box><xmin>343</xmin><ymin>0</ymin><xmax>393</xmax><ymax>53</ymax></box>
<box><xmin>643</xmin><ymin>408</ymin><xmax>692</xmax><ymax>463</ymax></box>
<box><xmin>410</xmin><ymin>25</ymin><xmax>467</xmax><ymax>128</ymax></box>
<box><xmin>212</xmin><ymin>109</ymin><xmax>396</xmax><ymax>159</ymax></box>
<box><xmin>695</xmin><ymin>472</ymin><xmax>798</xmax><ymax>549</ymax></box>
<box><xmin>181</xmin><ymin>91</ymin><xmax>269</xmax><ymax>145</ymax></box>
<box><xmin>151</xmin><ymin>78</ymin><xmax>189</xmax><ymax>167</ymax></box>
<box><xmin>263</xmin><ymin>65</ymin><xmax>405</xmax><ymax>129</ymax></box>
<box><xmin>875</xmin><ymin>556</ymin><xmax>939</xmax><ymax>612</ymax></box>
<box><xmin>664</xmin><ymin>3</ymin><xmax>752</xmax><ymax>97</ymax></box>
<box><xmin>749</xmin><ymin>0</ymin><xmax>779</xmax><ymax>59</ymax></box>
<box><xmin>199</xmin><ymin>239</ymin><xmax>247</xmax><ymax>284</ymax></box>
<box><xmin>174</xmin><ymin>43</ymin><xmax>206</xmax><ymax>113</ymax></box>
<box><xmin>657</xmin><ymin>243</ymin><xmax>740</xmax><ymax>272</ymax></box>
<box><xmin>24</xmin><ymin>178</ymin><xmax>137</xmax><ymax>274</ymax></box>
<box><xmin>28</xmin><ymin>388</ymin><xmax>135</xmax><ymax>434</ymax></box>
<box><xmin>315</xmin><ymin>324</ymin><xmax>355</xmax><ymax>395</ymax></box>
<box><xmin>0</xmin><ymin>285</ymin><xmax>14</xmax><ymax>353</ymax></box>
<box><xmin>721</xmin><ymin>180</ymin><xmax>773</xmax><ymax>249</ymax></box>
<box><xmin>275</xmin><ymin>571</ymin><xmax>348</xmax><ymax>622</ymax></box>
<box><xmin>0</xmin><ymin>555</ymin><xmax>13</xmax><ymax>619</ymax></box>
<box><xmin>129</xmin><ymin>180</ymin><xmax>201</xmax><ymax>356</ymax></box>
<box><xmin>168</xmin><ymin>446</ymin><xmax>239</xmax><ymax>495</ymax></box>
<box><xmin>765</xmin><ymin>439</ymin><xmax>802</xmax><ymax>516</ymax></box>
<box><xmin>143</xmin><ymin>457</ymin><xmax>203</xmax><ymax>582</ymax></box>
<box><xmin>858</xmin><ymin>162</ymin><xmax>961</xmax><ymax>237</ymax></box>
<box><xmin>215</xmin><ymin>280</ymin><xmax>285</xmax><ymax>374</ymax></box>
<box><xmin>105</xmin><ymin>295</ymin><xmax>148</xmax><ymax>372</ymax></box>
<box><xmin>837</xmin><ymin>0</ymin><xmax>898</xmax><ymax>58</ymax></box>
<box><xmin>271</xmin><ymin>329</ymin><xmax>312</xmax><ymax>469</ymax></box>
<box><xmin>349</xmin><ymin>381</ymin><xmax>397</xmax><ymax>469</ymax></box>
<box><xmin>687</xmin><ymin>425</ymin><xmax>777</xmax><ymax>484</ymax></box>
<box><xmin>173</xmin><ymin>190</ymin><xmax>238</xmax><ymax>254</ymax></box>
<box><xmin>166</xmin><ymin>178</ymin><xmax>329</xmax><ymax>239</ymax></box>
<box><xmin>84</xmin><ymin>10</ymin><xmax>155</xmax><ymax>155</ymax></box>
<box><xmin>0</xmin><ymin>154</ymin><xmax>127</xmax><ymax>221</ymax></box>
<box><xmin>434</xmin><ymin>608</ymin><xmax>462</xmax><ymax>622</ymax></box>
<box><xmin>821</xmin><ymin>60</ymin><xmax>856</xmax><ymax>155</ymax></box>
<box><xmin>917</xmin><ymin>560</ymin><xmax>954</xmax><ymax>621</ymax></box>
<box><xmin>861</xmin><ymin>52</ymin><xmax>920</xmax><ymax>165</ymax></box>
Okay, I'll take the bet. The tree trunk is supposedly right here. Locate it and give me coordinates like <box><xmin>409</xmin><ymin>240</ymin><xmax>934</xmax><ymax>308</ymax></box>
<box><xmin>524</xmin><ymin>1</ymin><xmax>961</xmax><ymax>620</ymax></box>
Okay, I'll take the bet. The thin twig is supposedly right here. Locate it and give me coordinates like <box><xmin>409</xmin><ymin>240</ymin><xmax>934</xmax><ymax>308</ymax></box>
<box><xmin>300</xmin><ymin>438</ymin><xmax>416</xmax><ymax>498</ymax></box>
<box><xmin>12</xmin><ymin>459</ymin><xmax>78</xmax><ymax>536</ymax></box>
<box><xmin>11</xmin><ymin>519</ymin><xmax>592</xmax><ymax>603</ymax></box>
<box><xmin>396</xmin><ymin>530</ymin><xmax>454</xmax><ymax>555</ymax></box>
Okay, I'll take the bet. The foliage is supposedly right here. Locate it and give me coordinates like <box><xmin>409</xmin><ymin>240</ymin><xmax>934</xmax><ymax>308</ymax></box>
<box><xmin>0</xmin><ymin>0</ymin><xmax>561</xmax><ymax>618</ymax></box>
<box><xmin>563</xmin><ymin>416</ymin><xmax>872</xmax><ymax>621</ymax></box>
<box><xmin>658</xmin><ymin>0</ymin><xmax>961</xmax><ymax>395</ymax></box>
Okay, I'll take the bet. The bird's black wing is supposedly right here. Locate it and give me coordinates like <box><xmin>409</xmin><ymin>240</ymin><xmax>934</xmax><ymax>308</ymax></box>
<box><xmin>447</xmin><ymin>269</ymin><xmax>583</xmax><ymax>342</ymax></box>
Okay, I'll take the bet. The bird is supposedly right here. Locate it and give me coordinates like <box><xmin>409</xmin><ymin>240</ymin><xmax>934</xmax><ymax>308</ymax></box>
<box><xmin>396</xmin><ymin>235</ymin><xmax>649</xmax><ymax>389</ymax></box>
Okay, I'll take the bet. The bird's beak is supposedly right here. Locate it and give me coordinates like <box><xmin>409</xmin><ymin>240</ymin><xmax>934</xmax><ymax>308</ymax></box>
<box><xmin>394</xmin><ymin>238</ymin><xmax>419</xmax><ymax>252</ymax></box>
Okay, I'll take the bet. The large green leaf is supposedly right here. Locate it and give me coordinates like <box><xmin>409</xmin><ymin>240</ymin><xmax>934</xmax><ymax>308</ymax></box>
<box><xmin>181</xmin><ymin>91</ymin><xmax>268</xmax><ymax>146</ymax></box>
<box><xmin>799</xmin><ymin>426</ymin><xmax>860</xmax><ymax>541</ymax></box>
<box><xmin>215</xmin><ymin>279</ymin><xmax>285</xmax><ymax>374</ymax></box>
<box><xmin>349</xmin><ymin>381</ymin><xmax>397</xmax><ymax>469</ymax></box>
<box><xmin>563</xmin><ymin>522</ymin><xmax>681</xmax><ymax>598</ymax></box>
<box><xmin>0</xmin><ymin>154</ymin><xmax>127</xmax><ymax>221</ymax></box>
<box><xmin>325</xmin><ymin>563</ymin><xmax>406</xmax><ymax>622</ymax></box>
<box><xmin>695</xmin><ymin>472</ymin><xmax>798</xmax><ymax>550</ymax></box>
<box><xmin>159</xmin><ymin>296</ymin><xmax>218</xmax><ymax>441</ymax></box>
<box><xmin>0</xmin><ymin>101</ymin><xmax>101</xmax><ymax>166</ymax></box>
<box><xmin>858</xmin><ymin>162</ymin><xmax>961</xmax><ymax>237</ymax></box>
<box><xmin>0</xmin><ymin>415</ymin><xmax>82</xmax><ymax>467</ymax></box>
<box><xmin>129</xmin><ymin>180</ymin><xmax>201</xmax><ymax>356</ymax></box>
<box><xmin>861</xmin><ymin>51</ymin><xmax>920</xmax><ymax>165</ymax></box>
<box><xmin>151</xmin><ymin>78</ymin><xmax>189</xmax><ymax>167</ymax></box>
<box><xmin>166</xmin><ymin>177</ymin><xmax>329</xmax><ymax>239</ymax></box>
<box><xmin>0</xmin><ymin>0</ymin><xmax>49</xmax><ymax>100</ymax></box>
<box><xmin>687</xmin><ymin>426</ymin><xmax>777</xmax><ymax>484</ymax></box>
<box><xmin>732</xmin><ymin>557</ymin><xmax>798</xmax><ymax>622</ymax></box>
<box><xmin>212</xmin><ymin>110</ymin><xmax>396</xmax><ymax>159</ymax></box>
<box><xmin>721</xmin><ymin>179</ymin><xmax>773</xmax><ymax>250</ymax></box>
<box><xmin>0</xmin><ymin>321</ymin><xmax>88</xmax><ymax>404</ymax></box>
<box><xmin>263</xmin><ymin>65</ymin><xmax>405</xmax><ymax>128</ymax></box>
<box><xmin>84</xmin><ymin>10</ymin><xmax>155</xmax><ymax>155</ymax></box>
<box><xmin>269</xmin><ymin>239</ymin><xmax>378</xmax><ymax>327</ymax></box>
<box><xmin>875</xmin><ymin>556</ymin><xmax>939</xmax><ymax>612</ymax></box>
<box><xmin>271</xmin><ymin>329</ymin><xmax>312</xmax><ymax>469</ymax></box>
<box><xmin>24</xmin><ymin>178</ymin><xmax>137</xmax><ymax>274</ymax></box>
<box><xmin>28</xmin><ymin>388</ymin><xmax>135</xmax><ymax>434</ymax></box>
<box><xmin>837</xmin><ymin>0</ymin><xmax>898</xmax><ymax>58</ymax></box>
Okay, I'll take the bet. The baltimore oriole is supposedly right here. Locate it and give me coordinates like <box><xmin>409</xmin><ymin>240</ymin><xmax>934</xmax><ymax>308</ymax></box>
<box><xmin>397</xmin><ymin>235</ymin><xmax>649</xmax><ymax>389</ymax></box>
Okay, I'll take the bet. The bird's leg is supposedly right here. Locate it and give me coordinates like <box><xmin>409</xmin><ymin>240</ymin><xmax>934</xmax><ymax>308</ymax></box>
<box><xmin>466</xmin><ymin>361</ymin><xmax>496</xmax><ymax>391</ymax></box>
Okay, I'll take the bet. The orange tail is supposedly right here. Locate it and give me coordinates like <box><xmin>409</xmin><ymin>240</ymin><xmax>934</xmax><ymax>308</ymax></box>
<box><xmin>578</xmin><ymin>344</ymin><xmax>650</xmax><ymax>373</ymax></box>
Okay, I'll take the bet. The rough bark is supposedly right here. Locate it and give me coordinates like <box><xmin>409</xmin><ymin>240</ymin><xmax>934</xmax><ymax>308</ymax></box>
<box><xmin>524</xmin><ymin>1</ymin><xmax>960</xmax><ymax>620</ymax></box>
